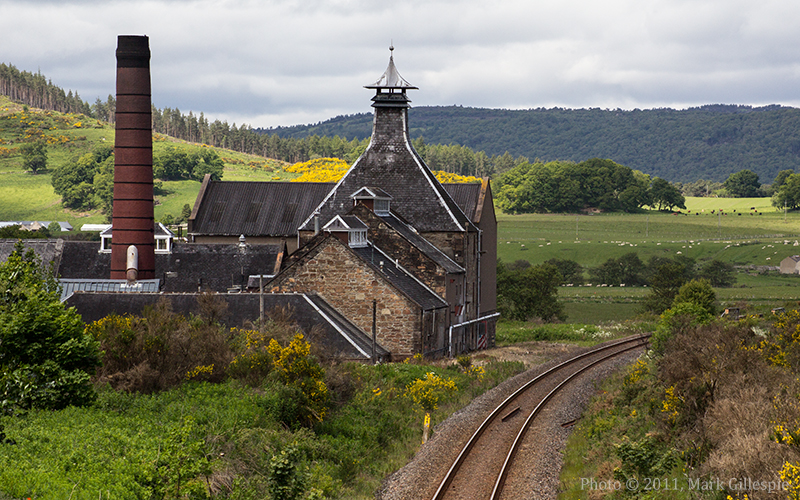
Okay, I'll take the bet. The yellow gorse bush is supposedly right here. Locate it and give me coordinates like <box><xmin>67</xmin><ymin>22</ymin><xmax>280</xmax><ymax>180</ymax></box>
<box><xmin>268</xmin><ymin>333</ymin><xmax>329</xmax><ymax>420</ymax></box>
<box><xmin>227</xmin><ymin>327</ymin><xmax>273</xmax><ymax>382</ymax></box>
<box><xmin>773</xmin><ymin>423</ymin><xmax>800</xmax><ymax>446</ymax></box>
<box><xmin>433</xmin><ymin>171</ymin><xmax>482</xmax><ymax>183</ymax></box>
<box><xmin>624</xmin><ymin>358</ymin><xmax>649</xmax><ymax>386</ymax></box>
<box><xmin>746</xmin><ymin>310</ymin><xmax>800</xmax><ymax>368</ymax></box>
<box><xmin>284</xmin><ymin>157</ymin><xmax>482</xmax><ymax>184</ymax></box>
<box><xmin>85</xmin><ymin>314</ymin><xmax>136</xmax><ymax>348</ymax></box>
<box><xmin>404</xmin><ymin>372</ymin><xmax>458</xmax><ymax>412</ymax></box>
<box><xmin>286</xmin><ymin>157</ymin><xmax>349</xmax><ymax>183</ymax></box>
<box><xmin>661</xmin><ymin>385</ymin><xmax>682</xmax><ymax>425</ymax></box>
<box><xmin>781</xmin><ymin>462</ymin><xmax>800</xmax><ymax>500</ymax></box>
<box><xmin>465</xmin><ymin>365</ymin><xmax>486</xmax><ymax>381</ymax></box>
<box><xmin>186</xmin><ymin>364</ymin><xmax>214</xmax><ymax>380</ymax></box>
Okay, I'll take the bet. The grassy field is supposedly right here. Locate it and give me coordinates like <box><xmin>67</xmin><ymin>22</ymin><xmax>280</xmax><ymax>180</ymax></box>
<box><xmin>497</xmin><ymin>205</ymin><xmax>800</xmax><ymax>323</ymax></box>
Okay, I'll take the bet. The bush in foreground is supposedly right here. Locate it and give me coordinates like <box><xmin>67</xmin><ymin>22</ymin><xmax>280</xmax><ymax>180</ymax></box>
<box><xmin>0</xmin><ymin>242</ymin><xmax>100</xmax><ymax>414</ymax></box>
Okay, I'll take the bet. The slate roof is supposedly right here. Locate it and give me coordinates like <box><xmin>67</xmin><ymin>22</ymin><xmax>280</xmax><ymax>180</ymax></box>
<box><xmin>2</xmin><ymin>240</ymin><xmax>283</xmax><ymax>294</ymax></box>
<box><xmin>299</xmin><ymin>140</ymin><xmax>473</xmax><ymax>234</ymax></box>
<box><xmin>0</xmin><ymin>239</ymin><xmax>64</xmax><ymax>270</ymax></box>
<box><xmin>65</xmin><ymin>292</ymin><xmax>388</xmax><ymax>361</ymax></box>
<box><xmin>189</xmin><ymin>180</ymin><xmax>335</xmax><ymax>237</ymax></box>
<box><xmin>299</xmin><ymin>62</ymin><xmax>474</xmax><ymax>234</ymax></box>
<box><xmin>376</xmin><ymin>213</ymin><xmax>464</xmax><ymax>274</ymax></box>
<box><xmin>156</xmin><ymin>243</ymin><xmax>284</xmax><ymax>293</ymax></box>
<box><xmin>350</xmin><ymin>243</ymin><xmax>448</xmax><ymax>311</ymax></box>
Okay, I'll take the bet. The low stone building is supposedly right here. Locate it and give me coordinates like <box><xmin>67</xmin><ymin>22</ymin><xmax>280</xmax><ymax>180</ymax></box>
<box><xmin>780</xmin><ymin>255</ymin><xmax>800</xmax><ymax>274</ymax></box>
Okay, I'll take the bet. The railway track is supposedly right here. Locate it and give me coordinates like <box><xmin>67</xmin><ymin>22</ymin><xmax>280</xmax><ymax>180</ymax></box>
<box><xmin>431</xmin><ymin>334</ymin><xmax>650</xmax><ymax>500</ymax></box>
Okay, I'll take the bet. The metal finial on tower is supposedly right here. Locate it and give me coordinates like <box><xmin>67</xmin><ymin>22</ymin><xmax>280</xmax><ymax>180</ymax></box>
<box><xmin>366</xmin><ymin>43</ymin><xmax>417</xmax><ymax>90</ymax></box>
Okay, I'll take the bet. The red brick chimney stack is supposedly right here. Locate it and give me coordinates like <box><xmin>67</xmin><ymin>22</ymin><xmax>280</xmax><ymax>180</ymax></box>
<box><xmin>111</xmin><ymin>35</ymin><xmax>155</xmax><ymax>279</ymax></box>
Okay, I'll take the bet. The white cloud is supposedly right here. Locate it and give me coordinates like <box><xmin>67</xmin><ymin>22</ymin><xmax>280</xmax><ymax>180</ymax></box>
<box><xmin>2</xmin><ymin>0</ymin><xmax>800</xmax><ymax>126</ymax></box>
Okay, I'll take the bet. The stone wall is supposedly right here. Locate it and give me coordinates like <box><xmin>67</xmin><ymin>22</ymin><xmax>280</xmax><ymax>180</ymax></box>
<box><xmin>270</xmin><ymin>237</ymin><xmax>423</xmax><ymax>358</ymax></box>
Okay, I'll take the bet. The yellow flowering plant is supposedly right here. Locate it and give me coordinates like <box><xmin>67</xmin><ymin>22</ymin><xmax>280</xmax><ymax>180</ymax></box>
<box><xmin>268</xmin><ymin>333</ymin><xmax>330</xmax><ymax>422</ymax></box>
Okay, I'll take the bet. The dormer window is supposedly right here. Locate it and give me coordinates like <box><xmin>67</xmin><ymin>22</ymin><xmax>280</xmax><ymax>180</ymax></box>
<box><xmin>100</xmin><ymin>223</ymin><xmax>175</xmax><ymax>253</ymax></box>
<box><xmin>349</xmin><ymin>229</ymin><xmax>368</xmax><ymax>248</ymax></box>
<box><xmin>351</xmin><ymin>186</ymin><xmax>392</xmax><ymax>215</ymax></box>
<box><xmin>155</xmin><ymin>223</ymin><xmax>175</xmax><ymax>254</ymax></box>
<box><xmin>374</xmin><ymin>198</ymin><xmax>390</xmax><ymax>215</ymax></box>
<box><xmin>99</xmin><ymin>225</ymin><xmax>113</xmax><ymax>253</ymax></box>
<box><xmin>323</xmin><ymin>215</ymin><xmax>369</xmax><ymax>248</ymax></box>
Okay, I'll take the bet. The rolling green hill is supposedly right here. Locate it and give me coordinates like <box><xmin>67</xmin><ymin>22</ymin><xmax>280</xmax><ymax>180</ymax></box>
<box><xmin>0</xmin><ymin>96</ymin><xmax>289</xmax><ymax>228</ymax></box>
<box><xmin>262</xmin><ymin>104</ymin><xmax>800</xmax><ymax>184</ymax></box>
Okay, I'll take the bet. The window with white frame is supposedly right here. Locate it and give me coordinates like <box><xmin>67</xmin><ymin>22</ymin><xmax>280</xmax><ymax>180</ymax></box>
<box><xmin>374</xmin><ymin>198</ymin><xmax>390</xmax><ymax>215</ymax></box>
<box><xmin>349</xmin><ymin>229</ymin><xmax>368</xmax><ymax>248</ymax></box>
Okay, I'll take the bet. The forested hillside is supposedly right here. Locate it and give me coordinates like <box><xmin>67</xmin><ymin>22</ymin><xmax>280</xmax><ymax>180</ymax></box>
<box><xmin>262</xmin><ymin>105</ymin><xmax>800</xmax><ymax>183</ymax></box>
<box><xmin>7</xmin><ymin>61</ymin><xmax>800</xmax><ymax>184</ymax></box>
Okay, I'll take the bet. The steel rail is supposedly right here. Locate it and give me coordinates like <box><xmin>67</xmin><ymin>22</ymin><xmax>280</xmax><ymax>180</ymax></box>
<box><xmin>488</xmin><ymin>337</ymin><xmax>649</xmax><ymax>500</ymax></box>
<box><xmin>430</xmin><ymin>333</ymin><xmax>650</xmax><ymax>500</ymax></box>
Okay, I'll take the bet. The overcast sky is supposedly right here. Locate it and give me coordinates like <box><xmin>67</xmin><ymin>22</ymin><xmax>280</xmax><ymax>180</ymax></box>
<box><xmin>3</xmin><ymin>0</ymin><xmax>800</xmax><ymax>128</ymax></box>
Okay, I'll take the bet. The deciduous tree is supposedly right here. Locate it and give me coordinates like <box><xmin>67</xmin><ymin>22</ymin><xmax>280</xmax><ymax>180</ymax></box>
<box><xmin>724</xmin><ymin>169</ymin><xmax>760</xmax><ymax>198</ymax></box>
<box><xmin>19</xmin><ymin>139</ymin><xmax>47</xmax><ymax>173</ymax></box>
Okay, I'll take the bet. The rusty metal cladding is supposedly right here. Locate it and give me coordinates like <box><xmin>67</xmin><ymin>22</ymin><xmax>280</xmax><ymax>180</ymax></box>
<box><xmin>111</xmin><ymin>35</ymin><xmax>155</xmax><ymax>279</ymax></box>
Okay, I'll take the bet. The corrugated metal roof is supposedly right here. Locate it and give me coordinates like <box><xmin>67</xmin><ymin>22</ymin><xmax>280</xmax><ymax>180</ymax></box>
<box><xmin>190</xmin><ymin>181</ymin><xmax>335</xmax><ymax>237</ymax></box>
<box><xmin>60</xmin><ymin>279</ymin><xmax>160</xmax><ymax>301</ymax></box>
<box><xmin>443</xmin><ymin>183</ymin><xmax>482</xmax><ymax>222</ymax></box>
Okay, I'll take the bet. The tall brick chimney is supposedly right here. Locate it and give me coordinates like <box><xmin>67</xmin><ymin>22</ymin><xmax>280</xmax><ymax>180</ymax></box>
<box><xmin>111</xmin><ymin>35</ymin><xmax>155</xmax><ymax>279</ymax></box>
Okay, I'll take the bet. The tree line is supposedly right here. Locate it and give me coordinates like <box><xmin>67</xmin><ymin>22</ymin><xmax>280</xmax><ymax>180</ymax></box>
<box><xmin>269</xmin><ymin>104</ymin><xmax>800</xmax><ymax>184</ymax></box>
<box><xmin>494</xmin><ymin>158</ymin><xmax>686</xmax><ymax>214</ymax></box>
<box><xmin>0</xmin><ymin>63</ymin><xmax>100</xmax><ymax>117</ymax></box>
<box><xmin>497</xmin><ymin>252</ymin><xmax>735</xmax><ymax>321</ymax></box>
<box><xmin>0</xmin><ymin>66</ymin><xmax>522</xmax><ymax>174</ymax></box>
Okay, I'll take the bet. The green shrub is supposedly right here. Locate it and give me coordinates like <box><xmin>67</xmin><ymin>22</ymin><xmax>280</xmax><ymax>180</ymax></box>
<box><xmin>85</xmin><ymin>298</ymin><xmax>232</xmax><ymax>393</ymax></box>
<box><xmin>672</xmin><ymin>278</ymin><xmax>717</xmax><ymax>315</ymax></box>
<box><xmin>651</xmin><ymin>302</ymin><xmax>714</xmax><ymax>355</ymax></box>
<box><xmin>0</xmin><ymin>242</ymin><xmax>100</xmax><ymax>414</ymax></box>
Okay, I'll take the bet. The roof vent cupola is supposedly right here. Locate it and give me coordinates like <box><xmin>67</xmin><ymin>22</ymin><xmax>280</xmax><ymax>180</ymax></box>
<box><xmin>365</xmin><ymin>45</ymin><xmax>417</xmax><ymax>109</ymax></box>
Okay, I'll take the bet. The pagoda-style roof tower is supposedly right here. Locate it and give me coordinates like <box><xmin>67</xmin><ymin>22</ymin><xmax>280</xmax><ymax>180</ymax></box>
<box><xmin>364</xmin><ymin>45</ymin><xmax>418</xmax><ymax>108</ymax></box>
<box><xmin>300</xmin><ymin>46</ymin><xmax>472</xmax><ymax>234</ymax></box>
